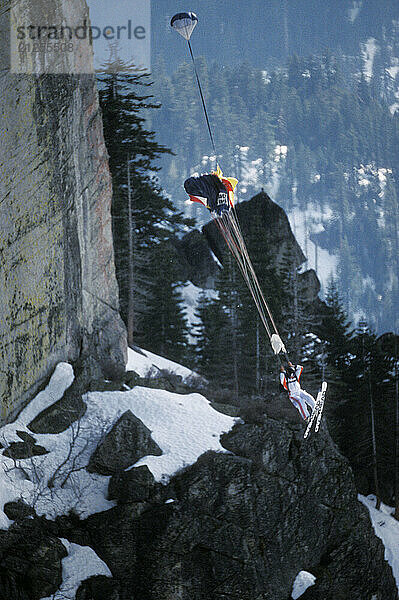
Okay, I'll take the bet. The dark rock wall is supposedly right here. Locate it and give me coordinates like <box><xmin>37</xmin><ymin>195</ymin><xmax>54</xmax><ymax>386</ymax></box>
<box><xmin>1</xmin><ymin>391</ymin><xmax>397</xmax><ymax>600</ymax></box>
<box><xmin>79</xmin><ymin>418</ymin><xmax>397</xmax><ymax>600</ymax></box>
<box><xmin>177</xmin><ymin>191</ymin><xmax>319</xmax><ymax>296</ymax></box>
<box><xmin>0</xmin><ymin>0</ymin><xmax>127</xmax><ymax>422</ymax></box>
<box><xmin>175</xmin><ymin>230</ymin><xmax>220</xmax><ymax>288</ymax></box>
<box><xmin>203</xmin><ymin>191</ymin><xmax>306</xmax><ymax>272</ymax></box>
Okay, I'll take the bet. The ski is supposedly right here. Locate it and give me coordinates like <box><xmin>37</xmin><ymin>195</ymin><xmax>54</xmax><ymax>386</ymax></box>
<box><xmin>315</xmin><ymin>381</ymin><xmax>327</xmax><ymax>432</ymax></box>
<box><xmin>303</xmin><ymin>381</ymin><xmax>327</xmax><ymax>439</ymax></box>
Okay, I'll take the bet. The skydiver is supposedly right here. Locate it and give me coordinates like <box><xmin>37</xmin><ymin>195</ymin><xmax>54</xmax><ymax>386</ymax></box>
<box><xmin>280</xmin><ymin>362</ymin><xmax>315</xmax><ymax>422</ymax></box>
<box><xmin>184</xmin><ymin>166</ymin><xmax>238</xmax><ymax>217</ymax></box>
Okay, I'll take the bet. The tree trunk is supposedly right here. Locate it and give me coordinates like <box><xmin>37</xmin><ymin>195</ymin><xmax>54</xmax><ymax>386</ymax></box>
<box><xmin>127</xmin><ymin>155</ymin><xmax>135</xmax><ymax>347</ymax></box>
<box><xmin>256</xmin><ymin>319</ymin><xmax>260</xmax><ymax>394</ymax></box>
<box><xmin>368</xmin><ymin>366</ymin><xmax>381</xmax><ymax>510</ymax></box>
<box><xmin>394</xmin><ymin>338</ymin><xmax>399</xmax><ymax>519</ymax></box>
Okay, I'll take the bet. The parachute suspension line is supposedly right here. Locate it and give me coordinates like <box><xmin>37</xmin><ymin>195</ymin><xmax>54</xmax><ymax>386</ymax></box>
<box><xmin>214</xmin><ymin>208</ymin><xmax>290</xmax><ymax>363</ymax></box>
<box><xmin>229</xmin><ymin>209</ymin><xmax>282</xmax><ymax>338</ymax></box>
<box><xmin>171</xmin><ymin>13</ymin><xmax>290</xmax><ymax>364</ymax></box>
<box><xmin>214</xmin><ymin>213</ymin><xmax>273</xmax><ymax>342</ymax></box>
<box><xmin>187</xmin><ymin>39</ymin><xmax>219</xmax><ymax>164</ymax></box>
<box><xmin>224</xmin><ymin>216</ymin><xmax>273</xmax><ymax>342</ymax></box>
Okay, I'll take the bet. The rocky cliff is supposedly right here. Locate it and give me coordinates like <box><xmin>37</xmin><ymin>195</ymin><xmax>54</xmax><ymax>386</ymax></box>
<box><xmin>77</xmin><ymin>418</ymin><xmax>396</xmax><ymax>600</ymax></box>
<box><xmin>2</xmin><ymin>397</ymin><xmax>396</xmax><ymax>600</ymax></box>
<box><xmin>178</xmin><ymin>192</ymin><xmax>321</xmax><ymax>304</ymax></box>
<box><xmin>0</xmin><ymin>0</ymin><xmax>127</xmax><ymax>422</ymax></box>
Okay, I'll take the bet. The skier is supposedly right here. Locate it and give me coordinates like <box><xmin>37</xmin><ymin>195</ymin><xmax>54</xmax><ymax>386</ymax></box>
<box><xmin>280</xmin><ymin>362</ymin><xmax>316</xmax><ymax>422</ymax></box>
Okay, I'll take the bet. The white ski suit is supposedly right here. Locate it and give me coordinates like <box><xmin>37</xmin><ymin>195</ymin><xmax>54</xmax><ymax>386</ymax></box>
<box><xmin>280</xmin><ymin>365</ymin><xmax>315</xmax><ymax>420</ymax></box>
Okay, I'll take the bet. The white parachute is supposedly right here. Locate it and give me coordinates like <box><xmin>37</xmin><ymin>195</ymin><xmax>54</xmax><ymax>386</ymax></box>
<box><xmin>170</xmin><ymin>12</ymin><xmax>198</xmax><ymax>41</ymax></box>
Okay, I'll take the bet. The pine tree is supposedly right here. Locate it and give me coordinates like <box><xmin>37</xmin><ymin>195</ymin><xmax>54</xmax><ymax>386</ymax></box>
<box><xmin>316</xmin><ymin>278</ymin><xmax>353</xmax><ymax>383</ymax></box>
<box><xmin>194</xmin><ymin>254</ymin><xmax>241</xmax><ymax>399</ymax></box>
<box><xmin>98</xmin><ymin>71</ymin><xmax>192</xmax><ymax>342</ymax></box>
<box><xmin>139</xmin><ymin>241</ymin><xmax>188</xmax><ymax>364</ymax></box>
<box><xmin>194</xmin><ymin>290</ymin><xmax>231</xmax><ymax>385</ymax></box>
<box><xmin>344</xmin><ymin>326</ymin><xmax>394</xmax><ymax>508</ymax></box>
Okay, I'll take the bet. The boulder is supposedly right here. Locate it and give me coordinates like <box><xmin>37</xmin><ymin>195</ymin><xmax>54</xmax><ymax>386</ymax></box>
<box><xmin>76</xmin><ymin>575</ymin><xmax>120</xmax><ymax>600</ymax></box>
<box><xmin>0</xmin><ymin>520</ymin><xmax>67</xmax><ymax>600</ymax></box>
<box><xmin>15</xmin><ymin>431</ymin><xmax>36</xmax><ymax>444</ymax></box>
<box><xmin>87</xmin><ymin>411</ymin><xmax>162</xmax><ymax>475</ymax></box>
<box><xmin>82</xmin><ymin>418</ymin><xmax>398</xmax><ymax>600</ymax></box>
<box><xmin>28</xmin><ymin>376</ymin><xmax>87</xmax><ymax>434</ymax></box>
<box><xmin>3</xmin><ymin>441</ymin><xmax>48</xmax><ymax>460</ymax></box>
<box><xmin>203</xmin><ymin>191</ymin><xmax>305</xmax><ymax>273</ymax></box>
<box><xmin>124</xmin><ymin>371</ymin><xmax>141</xmax><ymax>389</ymax></box>
<box><xmin>175</xmin><ymin>229</ymin><xmax>220</xmax><ymax>288</ymax></box>
<box><xmin>3</xmin><ymin>501</ymin><xmax>36</xmax><ymax>522</ymax></box>
<box><xmin>108</xmin><ymin>465</ymin><xmax>156</xmax><ymax>504</ymax></box>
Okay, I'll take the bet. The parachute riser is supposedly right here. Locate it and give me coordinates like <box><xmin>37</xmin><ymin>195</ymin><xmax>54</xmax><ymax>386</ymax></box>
<box><xmin>186</xmin><ymin>39</ymin><xmax>219</xmax><ymax>168</ymax></box>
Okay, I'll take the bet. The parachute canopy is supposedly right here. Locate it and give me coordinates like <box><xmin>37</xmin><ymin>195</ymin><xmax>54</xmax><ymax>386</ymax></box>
<box><xmin>184</xmin><ymin>168</ymin><xmax>238</xmax><ymax>216</ymax></box>
<box><xmin>170</xmin><ymin>12</ymin><xmax>198</xmax><ymax>41</ymax></box>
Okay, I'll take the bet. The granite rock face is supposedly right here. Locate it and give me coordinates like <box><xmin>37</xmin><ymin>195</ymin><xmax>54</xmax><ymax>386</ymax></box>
<box><xmin>80</xmin><ymin>418</ymin><xmax>397</xmax><ymax>600</ymax></box>
<box><xmin>108</xmin><ymin>465</ymin><xmax>156</xmax><ymax>503</ymax></box>
<box><xmin>76</xmin><ymin>575</ymin><xmax>120</xmax><ymax>600</ymax></box>
<box><xmin>0</xmin><ymin>520</ymin><xmax>67</xmax><ymax>600</ymax></box>
<box><xmin>0</xmin><ymin>0</ymin><xmax>127</xmax><ymax>422</ymax></box>
<box><xmin>175</xmin><ymin>230</ymin><xmax>220</xmax><ymax>288</ymax></box>
<box><xmin>203</xmin><ymin>191</ymin><xmax>306</xmax><ymax>272</ymax></box>
<box><xmin>177</xmin><ymin>191</ymin><xmax>319</xmax><ymax>302</ymax></box>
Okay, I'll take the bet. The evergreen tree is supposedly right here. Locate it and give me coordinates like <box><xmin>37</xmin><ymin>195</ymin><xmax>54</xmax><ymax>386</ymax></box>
<box><xmin>343</xmin><ymin>326</ymin><xmax>395</xmax><ymax>506</ymax></box>
<box><xmin>194</xmin><ymin>252</ymin><xmax>241</xmax><ymax>399</ymax></box>
<box><xmin>194</xmin><ymin>290</ymin><xmax>231</xmax><ymax>385</ymax></box>
<box><xmin>98</xmin><ymin>71</ymin><xmax>192</xmax><ymax>341</ymax></box>
<box><xmin>139</xmin><ymin>241</ymin><xmax>188</xmax><ymax>363</ymax></box>
<box><xmin>316</xmin><ymin>278</ymin><xmax>353</xmax><ymax>383</ymax></box>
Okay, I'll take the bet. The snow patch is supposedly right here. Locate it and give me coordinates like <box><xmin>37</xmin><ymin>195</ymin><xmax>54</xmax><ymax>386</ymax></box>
<box><xmin>115</xmin><ymin>386</ymin><xmax>237</xmax><ymax>482</ymax></box>
<box><xmin>126</xmin><ymin>346</ymin><xmax>196</xmax><ymax>380</ymax></box>
<box><xmin>275</xmin><ymin>145</ymin><xmax>288</xmax><ymax>157</ymax></box>
<box><xmin>362</xmin><ymin>38</ymin><xmax>378</xmax><ymax>80</ymax></box>
<box><xmin>40</xmin><ymin>539</ymin><xmax>112</xmax><ymax>600</ymax></box>
<box><xmin>359</xmin><ymin>494</ymin><xmax>399</xmax><ymax>590</ymax></box>
<box><xmin>291</xmin><ymin>570</ymin><xmax>316</xmax><ymax>599</ymax></box>
<box><xmin>0</xmin><ymin>355</ymin><xmax>237</xmax><ymax>525</ymax></box>
<box><xmin>288</xmin><ymin>204</ymin><xmax>338</xmax><ymax>294</ymax></box>
<box><xmin>179</xmin><ymin>281</ymin><xmax>218</xmax><ymax>343</ymax></box>
<box><xmin>348</xmin><ymin>1</ymin><xmax>362</xmax><ymax>23</ymax></box>
<box><xmin>210</xmin><ymin>249</ymin><xmax>223</xmax><ymax>269</ymax></box>
<box><xmin>387</xmin><ymin>58</ymin><xmax>399</xmax><ymax>80</ymax></box>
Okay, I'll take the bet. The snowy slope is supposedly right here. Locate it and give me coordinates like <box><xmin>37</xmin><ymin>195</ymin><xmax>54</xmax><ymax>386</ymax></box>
<box><xmin>0</xmin><ymin>349</ymin><xmax>238</xmax><ymax>598</ymax></box>
<box><xmin>359</xmin><ymin>494</ymin><xmax>399</xmax><ymax>590</ymax></box>
<box><xmin>0</xmin><ymin>350</ymin><xmax>237</xmax><ymax>525</ymax></box>
<box><xmin>126</xmin><ymin>345</ymin><xmax>199</xmax><ymax>380</ymax></box>
<box><xmin>40</xmin><ymin>539</ymin><xmax>112</xmax><ymax>600</ymax></box>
